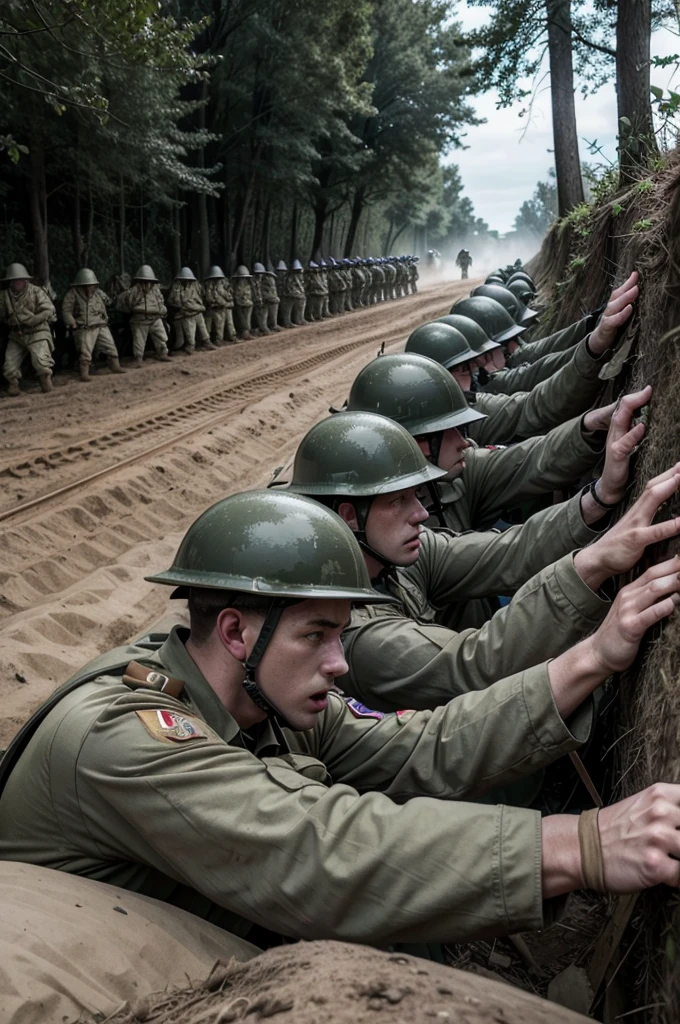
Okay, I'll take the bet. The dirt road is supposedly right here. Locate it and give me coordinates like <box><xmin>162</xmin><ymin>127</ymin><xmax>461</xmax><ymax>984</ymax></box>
<box><xmin>0</xmin><ymin>278</ymin><xmax>475</xmax><ymax>745</ymax></box>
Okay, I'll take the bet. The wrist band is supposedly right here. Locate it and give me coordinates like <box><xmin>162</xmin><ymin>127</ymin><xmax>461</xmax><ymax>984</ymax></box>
<box><xmin>589</xmin><ymin>479</ymin><xmax>619</xmax><ymax>510</ymax></box>
<box><xmin>578</xmin><ymin>808</ymin><xmax>606</xmax><ymax>891</ymax></box>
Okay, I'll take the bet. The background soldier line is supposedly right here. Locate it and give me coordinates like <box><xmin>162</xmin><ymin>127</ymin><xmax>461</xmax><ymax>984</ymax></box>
<box><xmin>0</xmin><ymin>254</ymin><xmax>421</xmax><ymax>398</ymax></box>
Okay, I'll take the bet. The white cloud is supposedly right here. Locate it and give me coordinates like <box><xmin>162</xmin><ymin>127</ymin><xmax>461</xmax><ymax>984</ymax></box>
<box><xmin>449</xmin><ymin>3</ymin><xmax>680</xmax><ymax>233</ymax></box>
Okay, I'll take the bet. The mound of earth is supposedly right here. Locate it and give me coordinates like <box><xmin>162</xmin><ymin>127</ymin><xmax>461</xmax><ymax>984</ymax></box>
<box><xmin>102</xmin><ymin>939</ymin><xmax>590</xmax><ymax>1024</ymax></box>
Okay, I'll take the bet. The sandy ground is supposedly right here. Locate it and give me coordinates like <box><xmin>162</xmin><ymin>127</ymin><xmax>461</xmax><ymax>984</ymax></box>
<box><xmin>0</xmin><ymin>277</ymin><xmax>476</xmax><ymax>746</ymax></box>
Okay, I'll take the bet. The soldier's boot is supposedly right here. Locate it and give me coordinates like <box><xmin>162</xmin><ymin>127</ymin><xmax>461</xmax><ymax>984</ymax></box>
<box><xmin>202</xmin><ymin>341</ymin><xmax>217</xmax><ymax>351</ymax></box>
<box><xmin>6</xmin><ymin>380</ymin><xmax>20</xmax><ymax>397</ymax></box>
<box><xmin>240</xmin><ymin>332</ymin><xmax>253</xmax><ymax>341</ymax></box>
<box><xmin>132</xmin><ymin>357</ymin><xmax>144</xmax><ymax>368</ymax></box>
<box><xmin>79</xmin><ymin>359</ymin><xmax>92</xmax><ymax>383</ymax></box>
<box><xmin>39</xmin><ymin>374</ymin><xmax>53</xmax><ymax>394</ymax></box>
<box><xmin>259</xmin><ymin>326</ymin><xmax>271</xmax><ymax>336</ymax></box>
<box><xmin>156</xmin><ymin>352</ymin><xmax>172</xmax><ymax>362</ymax></box>
<box><xmin>107</xmin><ymin>357</ymin><xmax>126</xmax><ymax>374</ymax></box>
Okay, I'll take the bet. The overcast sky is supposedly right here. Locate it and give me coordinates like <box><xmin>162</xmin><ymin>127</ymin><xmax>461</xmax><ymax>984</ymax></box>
<box><xmin>451</xmin><ymin>4</ymin><xmax>680</xmax><ymax>234</ymax></box>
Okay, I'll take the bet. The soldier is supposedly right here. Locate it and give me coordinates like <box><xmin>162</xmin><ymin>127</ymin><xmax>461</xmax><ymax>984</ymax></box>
<box><xmin>455</xmin><ymin>249</ymin><xmax>473</xmax><ymax>280</ymax></box>
<box><xmin>284</xmin><ymin>409</ymin><xmax>677</xmax><ymax>716</ymax></box>
<box><xmin>327</xmin><ymin>258</ymin><xmax>346</xmax><ymax>315</ymax></box>
<box><xmin>116</xmin><ymin>265</ymin><xmax>172</xmax><ymax>368</ymax></box>
<box><xmin>231</xmin><ymin>265</ymin><xmax>255</xmax><ymax>340</ymax></box>
<box><xmin>349</xmin><ymin>257</ymin><xmax>364</xmax><ymax>309</ymax></box>
<box><xmin>4</xmin><ymin>488</ymin><xmax>680</xmax><ymax>948</ymax></box>
<box><xmin>203</xmin><ymin>266</ymin><xmax>237</xmax><ymax>345</ymax></box>
<box><xmin>275</xmin><ymin>260</ymin><xmax>287</xmax><ymax>327</ymax></box>
<box><xmin>394</xmin><ymin>256</ymin><xmax>408</xmax><ymax>298</ymax></box>
<box><xmin>167</xmin><ymin>268</ymin><xmax>215</xmax><ymax>355</ymax></box>
<box><xmin>338</xmin><ymin>259</ymin><xmax>352</xmax><ymax>313</ymax></box>
<box><xmin>0</xmin><ymin>262</ymin><xmax>56</xmax><ymax>396</ymax></box>
<box><xmin>408</xmin><ymin>255</ymin><xmax>419</xmax><ymax>294</ymax></box>
<box><xmin>344</xmin><ymin>355</ymin><xmax>646</xmax><ymax>630</ymax></box>
<box><xmin>251</xmin><ymin>263</ymin><xmax>270</xmax><ymax>337</ymax></box>
<box><xmin>280</xmin><ymin>259</ymin><xmax>307</xmax><ymax>328</ymax></box>
<box><xmin>370</xmin><ymin>258</ymin><xmax>385</xmax><ymax>304</ymax></box>
<box><xmin>304</xmin><ymin>261</ymin><xmax>325</xmax><ymax>322</ymax></box>
<box><xmin>382</xmin><ymin>257</ymin><xmax>397</xmax><ymax>300</ymax></box>
<box><xmin>62</xmin><ymin>269</ymin><xmax>125</xmax><ymax>382</ymax></box>
<box><xmin>318</xmin><ymin>259</ymin><xmax>331</xmax><ymax>318</ymax></box>
<box><xmin>261</xmin><ymin>265</ymin><xmax>283</xmax><ymax>333</ymax></box>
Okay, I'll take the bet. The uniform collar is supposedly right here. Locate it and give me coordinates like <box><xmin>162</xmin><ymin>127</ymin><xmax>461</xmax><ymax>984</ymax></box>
<box><xmin>157</xmin><ymin>626</ymin><xmax>288</xmax><ymax>756</ymax></box>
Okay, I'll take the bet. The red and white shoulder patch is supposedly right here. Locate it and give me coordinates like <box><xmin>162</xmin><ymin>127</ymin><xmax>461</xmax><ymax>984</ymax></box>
<box><xmin>135</xmin><ymin>709</ymin><xmax>209</xmax><ymax>743</ymax></box>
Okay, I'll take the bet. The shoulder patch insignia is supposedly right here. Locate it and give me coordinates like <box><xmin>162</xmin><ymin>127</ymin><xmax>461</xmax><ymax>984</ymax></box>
<box><xmin>135</xmin><ymin>709</ymin><xmax>209</xmax><ymax>743</ymax></box>
<box><xmin>345</xmin><ymin>698</ymin><xmax>384</xmax><ymax>721</ymax></box>
<box><xmin>483</xmin><ymin>444</ymin><xmax>508</xmax><ymax>452</ymax></box>
<box><xmin>396</xmin><ymin>709</ymin><xmax>416</xmax><ymax>725</ymax></box>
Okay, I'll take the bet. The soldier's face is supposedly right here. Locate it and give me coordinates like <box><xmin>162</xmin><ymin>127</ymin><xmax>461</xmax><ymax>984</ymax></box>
<box><xmin>255</xmin><ymin>599</ymin><xmax>351</xmax><ymax>730</ymax></box>
<box><xmin>506</xmin><ymin>339</ymin><xmax>521</xmax><ymax>355</ymax></box>
<box><xmin>363</xmin><ymin>488</ymin><xmax>429</xmax><ymax>567</ymax></box>
<box><xmin>474</xmin><ymin>349</ymin><xmax>505</xmax><ymax>372</ymax></box>
<box><xmin>84</xmin><ymin>285</ymin><xmax>96</xmax><ymax>298</ymax></box>
<box><xmin>451</xmin><ymin>362</ymin><xmax>472</xmax><ymax>392</ymax></box>
<box><xmin>10</xmin><ymin>279</ymin><xmax>26</xmax><ymax>293</ymax></box>
<box><xmin>436</xmin><ymin>428</ymin><xmax>470</xmax><ymax>477</ymax></box>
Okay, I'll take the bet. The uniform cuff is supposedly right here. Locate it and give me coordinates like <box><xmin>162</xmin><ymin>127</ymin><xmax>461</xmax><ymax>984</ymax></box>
<box><xmin>553</xmin><ymin>552</ymin><xmax>611</xmax><ymax>624</ymax></box>
<box><xmin>568</xmin><ymin>490</ymin><xmax>606</xmax><ymax>544</ymax></box>
<box><xmin>520</xmin><ymin>661</ymin><xmax>593</xmax><ymax>753</ymax></box>
<box><xmin>496</xmin><ymin>805</ymin><xmax>544</xmax><ymax>933</ymax></box>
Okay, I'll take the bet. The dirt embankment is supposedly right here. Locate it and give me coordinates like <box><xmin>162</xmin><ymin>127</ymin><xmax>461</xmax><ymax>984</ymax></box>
<box><xmin>0</xmin><ymin>280</ymin><xmax>472</xmax><ymax>748</ymax></box>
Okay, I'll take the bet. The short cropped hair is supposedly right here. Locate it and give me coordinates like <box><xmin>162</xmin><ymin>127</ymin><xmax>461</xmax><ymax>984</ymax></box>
<box><xmin>187</xmin><ymin>588</ymin><xmax>269</xmax><ymax>646</ymax></box>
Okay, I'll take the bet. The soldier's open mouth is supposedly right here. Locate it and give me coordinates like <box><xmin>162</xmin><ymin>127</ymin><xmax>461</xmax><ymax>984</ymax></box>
<box><xmin>310</xmin><ymin>691</ymin><xmax>329</xmax><ymax>709</ymax></box>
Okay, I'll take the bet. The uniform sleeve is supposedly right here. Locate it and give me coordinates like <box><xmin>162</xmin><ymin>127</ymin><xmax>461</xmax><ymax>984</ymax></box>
<box><xmin>471</xmin><ymin>340</ymin><xmax>607</xmax><ymax>445</ymax></box>
<box><xmin>506</xmin><ymin>317</ymin><xmax>590</xmax><ymax>367</ymax></box>
<box><xmin>484</xmin><ymin>346</ymin><xmax>576</xmax><ymax>395</ymax></box>
<box><xmin>61</xmin><ymin>289</ymin><xmax>77</xmax><ymax>328</ymax></box>
<box><xmin>22</xmin><ymin>288</ymin><xmax>56</xmax><ymax>327</ymax></box>
<box><xmin>70</xmin><ymin>689</ymin><xmax>547</xmax><ymax>945</ymax></box>
<box><xmin>462</xmin><ymin>414</ymin><xmax>604</xmax><ymax>526</ymax></box>
<box><xmin>342</xmin><ymin>552</ymin><xmax>609</xmax><ymax>710</ymax></box>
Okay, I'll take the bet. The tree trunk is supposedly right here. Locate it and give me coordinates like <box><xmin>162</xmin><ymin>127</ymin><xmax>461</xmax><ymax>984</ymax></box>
<box><xmin>139</xmin><ymin>184</ymin><xmax>145</xmax><ymax>263</ymax></box>
<box><xmin>28</xmin><ymin>138</ymin><xmax>49</xmax><ymax>285</ymax></box>
<box><xmin>261</xmin><ymin>196</ymin><xmax>272</xmax><ymax>266</ymax></box>
<box><xmin>545</xmin><ymin>0</ymin><xmax>584</xmax><ymax>216</ymax></box>
<box><xmin>195</xmin><ymin>81</ymin><xmax>211</xmax><ymax>276</ymax></box>
<box><xmin>119</xmin><ymin>175</ymin><xmax>125</xmax><ymax>275</ymax></box>
<box><xmin>311</xmin><ymin>196</ymin><xmax>328</xmax><ymax>259</ymax></box>
<box><xmin>72</xmin><ymin>177</ymin><xmax>82</xmax><ymax>268</ymax></box>
<box><xmin>83</xmin><ymin>180</ymin><xmax>94</xmax><ymax>267</ymax></box>
<box><xmin>344</xmin><ymin>186</ymin><xmax>366</xmax><ymax>258</ymax></box>
<box><xmin>289</xmin><ymin>200</ymin><xmax>298</xmax><ymax>263</ymax></box>
<box><xmin>616</xmin><ymin>0</ymin><xmax>659</xmax><ymax>180</ymax></box>
<box><xmin>171</xmin><ymin>203</ymin><xmax>182</xmax><ymax>274</ymax></box>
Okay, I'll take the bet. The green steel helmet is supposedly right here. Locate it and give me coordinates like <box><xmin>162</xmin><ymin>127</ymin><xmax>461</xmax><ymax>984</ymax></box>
<box><xmin>3</xmin><ymin>262</ymin><xmax>32</xmax><ymax>282</ymax></box>
<box><xmin>146</xmin><ymin>489</ymin><xmax>389</xmax><ymax>604</ymax></box>
<box><xmin>175</xmin><ymin>266</ymin><xmax>197</xmax><ymax>281</ymax></box>
<box><xmin>276</xmin><ymin>260</ymin><xmax>287</xmax><ymax>272</ymax></box>
<box><xmin>233</xmin><ymin>264</ymin><xmax>252</xmax><ymax>278</ymax></box>
<box><xmin>507</xmin><ymin>279</ymin><xmax>537</xmax><ymax>305</ymax></box>
<box><xmin>405</xmin><ymin>321</ymin><xmax>478</xmax><ymax>368</ymax></box>
<box><xmin>485</xmin><ymin>274</ymin><xmax>505</xmax><ymax>285</ymax></box>
<box><xmin>71</xmin><ymin>268</ymin><xmax>99</xmax><ymax>287</ymax></box>
<box><xmin>451</xmin><ymin>296</ymin><xmax>525</xmax><ymax>345</ymax></box>
<box><xmin>204</xmin><ymin>265</ymin><xmax>225</xmax><ymax>280</ymax></box>
<box><xmin>291</xmin><ymin>259</ymin><xmax>303</xmax><ymax>271</ymax></box>
<box><xmin>133</xmin><ymin>264</ymin><xmax>159</xmax><ymax>283</ymax></box>
<box><xmin>253</xmin><ymin>262</ymin><xmax>266</xmax><ymax>274</ymax></box>
<box><xmin>435</xmin><ymin>313</ymin><xmax>500</xmax><ymax>355</ymax></box>
<box><xmin>347</xmin><ymin>354</ymin><xmax>486</xmax><ymax>435</ymax></box>
<box><xmin>288</xmin><ymin>411</ymin><xmax>446</xmax><ymax>498</ymax></box>
<box><xmin>507</xmin><ymin>270</ymin><xmax>536</xmax><ymax>288</ymax></box>
<box><xmin>472</xmin><ymin>282</ymin><xmax>540</xmax><ymax>328</ymax></box>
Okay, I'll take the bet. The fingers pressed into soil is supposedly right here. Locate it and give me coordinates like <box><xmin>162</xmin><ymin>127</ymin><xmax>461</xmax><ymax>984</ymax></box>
<box><xmin>0</xmin><ymin>278</ymin><xmax>475</xmax><ymax>747</ymax></box>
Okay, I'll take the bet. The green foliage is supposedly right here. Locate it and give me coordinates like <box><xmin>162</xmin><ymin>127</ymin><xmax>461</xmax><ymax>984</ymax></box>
<box><xmin>562</xmin><ymin>201</ymin><xmax>592</xmax><ymax>237</ymax></box>
<box><xmin>513</xmin><ymin>174</ymin><xmax>558</xmax><ymax>240</ymax></box>
<box><xmin>633</xmin><ymin>218</ymin><xmax>654</xmax><ymax>231</ymax></box>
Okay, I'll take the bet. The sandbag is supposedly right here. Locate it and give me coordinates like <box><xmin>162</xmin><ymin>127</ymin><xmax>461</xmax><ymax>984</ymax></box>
<box><xmin>0</xmin><ymin>861</ymin><xmax>259</xmax><ymax>1024</ymax></box>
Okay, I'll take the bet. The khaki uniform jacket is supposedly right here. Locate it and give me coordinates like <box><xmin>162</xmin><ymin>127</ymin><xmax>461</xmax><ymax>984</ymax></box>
<box><xmin>506</xmin><ymin>317</ymin><xmax>591</xmax><ymax>369</ymax></box>
<box><xmin>481</xmin><ymin>345</ymin><xmax>576</xmax><ymax>396</ymax></box>
<box><xmin>328</xmin><ymin>268</ymin><xmax>347</xmax><ymax>293</ymax></box>
<box><xmin>282</xmin><ymin>271</ymin><xmax>306</xmax><ymax>299</ymax></box>
<box><xmin>203</xmin><ymin>279</ymin><xmax>234</xmax><ymax>310</ymax></box>
<box><xmin>305</xmin><ymin>272</ymin><xmax>327</xmax><ymax>296</ymax></box>
<box><xmin>0</xmin><ymin>626</ymin><xmax>591</xmax><ymax>945</ymax></box>
<box><xmin>0</xmin><ymin>284</ymin><xmax>55</xmax><ymax>343</ymax></box>
<box><xmin>260</xmin><ymin>274</ymin><xmax>279</xmax><ymax>303</ymax></box>
<box><xmin>117</xmin><ymin>284</ymin><xmax>166</xmax><ymax>324</ymax></box>
<box><xmin>232</xmin><ymin>278</ymin><xmax>253</xmax><ymax>308</ymax></box>
<box><xmin>167</xmin><ymin>281</ymin><xmax>205</xmax><ymax>319</ymax></box>
<box><xmin>383</xmin><ymin>263</ymin><xmax>397</xmax><ymax>285</ymax></box>
<box><xmin>251</xmin><ymin>276</ymin><xmax>264</xmax><ymax>305</ymax></box>
<box><xmin>61</xmin><ymin>287</ymin><xmax>110</xmax><ymax>329</ymax></box>
<box><xmin>468</xmin><ymin>340</ymin><xmax>606</xmax><ymax>445</ymax></box>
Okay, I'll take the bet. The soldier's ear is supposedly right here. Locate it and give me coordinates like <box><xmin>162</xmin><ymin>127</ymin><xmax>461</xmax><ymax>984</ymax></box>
<box><xmin>337</xmin><ymin>502</ymin><xmax>359</xmax><ymax>531</ymax></box>
<box><xmin>215</xmin><ymin>608</ymin><xmax>250</xmax><ymax>663</ymax></box>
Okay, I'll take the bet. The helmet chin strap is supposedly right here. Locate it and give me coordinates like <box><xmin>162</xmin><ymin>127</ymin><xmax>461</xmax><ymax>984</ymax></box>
<box><xmin>242</xmin><ymin>597</ymin><xmax>295</xmax><ymax>728</ymax></box>
<box><xmin>332</xmin><ymin>496</ymin><xmax>396</xmax><ymax>572</ymax></box>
